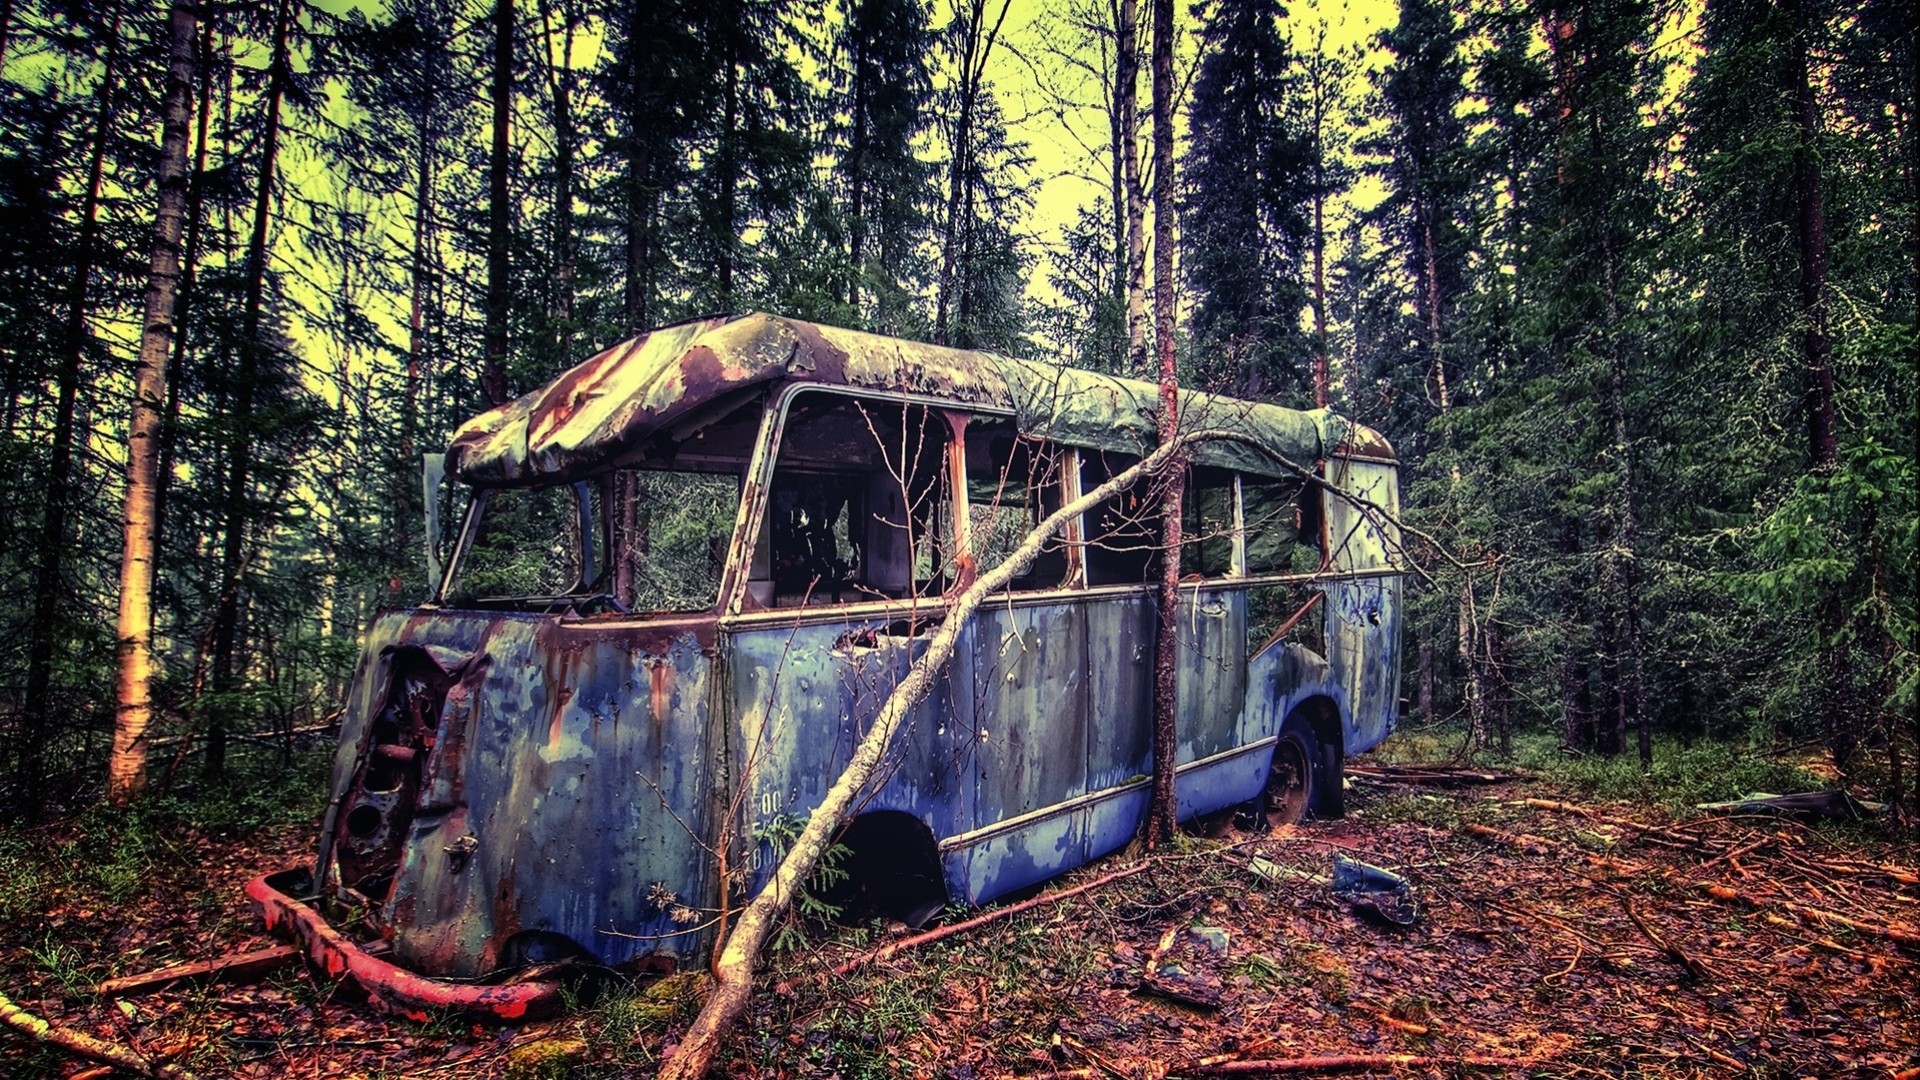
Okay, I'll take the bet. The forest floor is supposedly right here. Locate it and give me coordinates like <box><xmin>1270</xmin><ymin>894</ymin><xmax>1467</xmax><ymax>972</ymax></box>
<box><xmin>1</xmin><ymin>739</ymin><xmax>1915</xmax><ymax>1079</ymax></box>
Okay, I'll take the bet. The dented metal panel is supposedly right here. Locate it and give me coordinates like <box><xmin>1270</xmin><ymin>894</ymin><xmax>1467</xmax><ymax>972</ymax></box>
<box><xmin>1324</xmin><ymin>455</ymin><xmax>1404</xmax><ymax>756</ymax></box>
<box><xmin>318</xmin><ymin>610</ymin><xmax>720</xmax><ymax>978</ymax></box>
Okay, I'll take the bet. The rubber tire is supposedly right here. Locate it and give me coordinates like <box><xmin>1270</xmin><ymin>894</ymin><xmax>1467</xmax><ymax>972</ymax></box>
<box><xmin>1266</xmin><ymin>721</ymin><xmax>1321</xmax><ymax>826</ymax></box>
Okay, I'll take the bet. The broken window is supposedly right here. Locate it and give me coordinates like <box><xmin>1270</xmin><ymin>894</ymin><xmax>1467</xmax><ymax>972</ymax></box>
<box><xmin>448</xmin><ymin>483</ymin><xmax>591</xmax><ymax>603</ymax></box>
<box><xmin>965</xmin><ymin>421</ymin><xmax>1072</xmax><ymax>591</ymax></box>
<box><xmin>1181</xmin><ymin>466</ymin><xmax>1239</xmax><ymax>578</ymax></box>
<box><xmin>1081</xmin><ymin>450</ymin><xmax>1160</xmax><ymax>586</ymax></box>
<box><xmin>609</xmin><ymin>470</ymin><xmax>739</xmax><ymax>613</ymax></box>
<box><xmin>749</xmin><ymin>392</ymin><xmax>955</xmax><ymax>608</ymax></box>
<box><xmin>1243</xmin><ymin>476</ymin><xmax>1323</xmax><ymax>576</ymax></box>
<box><xmin>1243</xmin><ymin>475</ymin><xmax>1329</xmax><ymax>657</ymax></box>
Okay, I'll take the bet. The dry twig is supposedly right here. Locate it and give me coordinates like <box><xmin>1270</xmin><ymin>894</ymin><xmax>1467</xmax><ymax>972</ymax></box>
<box><xmin>0</xmin><ymin>988</ymin><xmax>190</xmax><ymax>1078</ymax></box>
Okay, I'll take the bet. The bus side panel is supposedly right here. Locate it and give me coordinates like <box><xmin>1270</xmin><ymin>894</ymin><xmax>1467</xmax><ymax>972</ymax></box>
<box><xmin>964</xmin><ymin>601</ymin><xmax>1090</xmax><ymax>901</ymax></box>
<box><xmin>727</xmin><ymin>618</ymin><xmax>972</xmax><ymax>897</ymax></box>
<box><xmin>376</xmin><ymin>615</ymin><xmax>718</xmax><ymax>975</ymax></box>
<box><xmin>1323</xmin><ymin>460</ymin><xmax>1404</xmax><ymax>755</ymax></box>
<box><xmin>1175</xmin><ymin>587</ymin><xmax>1254</xmax><ymax>819</ymax></box>
<box><xmin>1081</xmin><ymin>593</ymin><xmax>1154</xmax><ymax>863</ymax></box>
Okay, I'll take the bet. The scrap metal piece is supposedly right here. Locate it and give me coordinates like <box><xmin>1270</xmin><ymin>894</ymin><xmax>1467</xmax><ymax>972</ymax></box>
<box><xmin>1330</xmin><ymin>855</ymin><xmax>1418</xmax><ymax>927</ymax></box>
<box><xmin>247</xmin><ymin>869</ymin><xmax>563</xmax><ymax>1022</ymax></box>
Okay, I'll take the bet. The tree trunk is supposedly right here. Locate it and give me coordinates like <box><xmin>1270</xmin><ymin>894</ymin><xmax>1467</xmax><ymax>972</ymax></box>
<box><xmin>401</xmin><ymin>43</ymin><xmax>439</xmax><ymax>587</ymax></box>
<box><xmin>153</xmin><ymin>15</ymin><xmax>216</xmax><ymax>569</ymax></box>
<box><xmin>1142</xmin><ymin>0</ymin><xmax>1180</xmax><ymax>850</ymax></box>
<box><xmin>1119</xmin><ymin>0</ymin><xmax>1146</xmax><ymax>373</ymax></box>
<box><xmin>539</xmin><ymin>0</ymin><xmax>577</xmax><ymax>335</ymax></box>
<box><xmin>716</xmin><ymin>33</ymin><xmax>739</xmax><ymax>310</ymax></box>
<box><xmin>848</xmin><ymin>26</ymin><xmax>868</xmax><ymax>313</ymax></box>
<box><xmin>108</xmin><ymin>0</ymin><xmax>199</xmax><ymax>805</ymax></box>
<box><xmin>655</xmin><ymin>433</ymin><xmax>1194</xmax><ymax>1080</ymax></box>
<box><xmin>934</xmin><ymin>0</ymin><xmax>1011</xmax><ymax>346</ymax></box>
<box><xmin>1312</xmin><ymin>187</ymin><xmax>1327</xmax><ymax>407</ymax></box>
<box><xmin>20</xmin><ymin>0</ymin><xmax>122</xmax><ymax>814</ymax></box>
<box><xmin>1416</xmin><ymin>641</ymin><xmax>1433</xmax><ymax>726</ymax></box>
<box><xmin>1419</xmin><ymin>209</ymin><xmax>1485</xmax><ymax>748</ymax></box>
<box><xmin>1787</xmin><ymin>0</ymin><xmax>1852</xmax><ymax>771</ymax></box>
<box><xmin>207</xmin><ymin>0</ymin><xmax>290</xmax><ymax>780</ymax></box>
<box><xmin>483</xmin><ymin>0</ymin><xmax>513</xmax><ymax>407</ymax></box>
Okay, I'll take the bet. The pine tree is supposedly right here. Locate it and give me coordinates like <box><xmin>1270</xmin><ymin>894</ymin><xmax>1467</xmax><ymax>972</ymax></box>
<box><xmin>826</xmin><ymin>0</ymin><xmax>934</xmax><ymax>331</ymax></box>
<box><xmin>1181</xmin><ymin>0</ymin><xmax>1314</xmax><ymax>399</ymax></box>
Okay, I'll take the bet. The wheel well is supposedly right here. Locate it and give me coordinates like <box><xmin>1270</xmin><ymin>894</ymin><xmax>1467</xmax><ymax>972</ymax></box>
<box><xmin>1285</xmin><ymin>696</ymin><xmax>1347</xmax><ymax>819</ymax></box>
<box><xmin>830</xmin><ymin>811</ymin><xmax>948</xmax><ymax>927</ymax></box>
<box><xmin>1287</xmin><ymin>696</ymin><xmax>1345</xmax><ymax>759</ymax></box>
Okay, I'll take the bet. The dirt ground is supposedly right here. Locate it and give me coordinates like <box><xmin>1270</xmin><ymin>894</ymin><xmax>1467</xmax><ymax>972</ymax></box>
<box><xmin>2</xmin><ymin>770</ymin><xmax>1915</xmax><ymax>1079</ymax></box>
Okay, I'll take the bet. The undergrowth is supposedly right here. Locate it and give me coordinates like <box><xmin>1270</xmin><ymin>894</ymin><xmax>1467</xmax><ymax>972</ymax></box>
<box><xmin>1370</xmin><ymin>726</ymin><xmax>1835</xmax><ymax>814</ymax></box>
<box><xmin>0</xmin><ymin>746</ymin><xmax>331</xmax><ymax>923</ymax></box>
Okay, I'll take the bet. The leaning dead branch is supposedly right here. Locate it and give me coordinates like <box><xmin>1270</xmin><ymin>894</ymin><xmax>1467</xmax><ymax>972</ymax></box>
<box><xmin>0</xmin><ymin>988</ymin><xmax>190</xmax><ymax>1078</ymax></box>
<box><xmin>656</xmin><ymin>432</ymin><xmax>1203</xmax><ymax>1080</ymax></box>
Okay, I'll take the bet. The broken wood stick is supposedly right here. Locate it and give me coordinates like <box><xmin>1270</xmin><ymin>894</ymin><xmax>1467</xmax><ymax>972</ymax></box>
<box><xmin>1462</xmin><ymin>822</ymin><xmax>1556</xmax><ymax>854</ymax></box>
<box><xmin>96</xmin><ymin>944</ymin><xmax>301</xmax><ymax>998</ymax></box>
<box><xmin>1346</xmin><ymin>764</ymin><xmax>1514</xmax><ymax>787</ymax></box>
<box><xmin>1518</xmin><ymin>799</ymin><xmax>1699</xmax><ymax>848</ymax></box>
<box><xmin>1622</xmin><ymin>898</ymin><xmax>1710</xmax><ymax>980</ymax></box>
<box><xmin>0</xmin><ymin>988</ymin><xmax>190</xmax><ymax>1078</ymax></box>
<box><xmin>1698</xmin><ymin>883</ymin><xmax>1920</xmax><ymax>950</ymax></box>
<box><xmin>1181</xmin><ymin>1052</ymin><xmax>1537</xmax><ymax>1074</ymax></box>
<box><xmin>828</xmin><ymin>862</ymin><xmax>1154</xmax><ymax>978</ymax></box>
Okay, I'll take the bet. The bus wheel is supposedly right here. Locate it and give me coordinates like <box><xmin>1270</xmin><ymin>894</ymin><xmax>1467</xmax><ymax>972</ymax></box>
<box><xmin>1266</xmin><ymin>723</ymin><xmax>1320</xmax><ymax>826</ymax></box>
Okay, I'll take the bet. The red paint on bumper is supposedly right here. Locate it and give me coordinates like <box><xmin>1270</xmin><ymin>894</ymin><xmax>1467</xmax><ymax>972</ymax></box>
<box><xmin>246</xmin><ymin>869</ymin><xmax>562</xmax><ymax>1022</ymax></box>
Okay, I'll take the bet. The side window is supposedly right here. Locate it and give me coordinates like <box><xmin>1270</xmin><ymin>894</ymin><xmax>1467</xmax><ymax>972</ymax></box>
<box><xmin>1243</xmin><ymin>475</ymin><xmax>1328</xmax><ymax>658</ymax></box>
<box><xmin>453</xmin><ymin>484</ymin><xmax>588</xmax><ymax>601</ymax></box>
<box><xmin>750</xmin><ymin>393</ymin><xmax>954</xmax><ymax>607</ymax></box>
<box><xmin>966</xmin><ymin>420</ymin><xmax>1072</xmax><ymax>591</ymax></box>
<box><xmin>1181</xmin><ymin>466</ymin><xmax>1238</xmax><ymax>578</ymax></box>
<box><xmin>1081</xmin><ymin>450</ymin><xmax>1159</xmax><ymax>586</ymax></box>
<box><xmin>1243</xmin><ymin>477</ymin><xmax>1323</xmax><ymax>576</ymax></box>
<box><xmin>609</xmin><ymin>470</ymin><xmax>739</xmax><ymax>612</ymax></box>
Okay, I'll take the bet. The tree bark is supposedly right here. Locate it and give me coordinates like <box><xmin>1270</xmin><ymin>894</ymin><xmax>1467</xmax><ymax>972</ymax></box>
<box><xmin>538</xmin><ymin>0</ymin><xmax>577</xmax><ymax>335</ymax></box>
<box><xmin>1787</xmin><ymin>0</ymin><xmax>1852</xmax><ymax>771</ymax></box>
<box><xmin>108</xmin><ymin>0</ymin><xmax>199</xmax><ymax>805</ymax></box>
<box><xmin>21</xmin><ymin>0</ymin><xmax>122</xmax><ymax>814</ymax></box>
<box><xmin>1118</xmin><ymin>0</ymin><xmax>1146</xmax><ymax>373</ymax></box>
<box><xmin>1142</xmin><ymin>0</ymin><xmax>1180</xmax><ymax>849</ymax></box>
<box><xmin>654</xmin><ymin>434</ymin><xmax>1195</xmax><ymax>1080</ymax></box>
<box><xmin>934</xmin><ymin>0</ymin><xmax>1011</xmax><ymax>346</ymax></box>
<box><xmin>207</xmin><ymin>0</ymin><xmax>290</xmax><ymax>780</ymax></box>
<box><xmin>153</xmin><ymin>14</ymin><xmax>216</xmax><ymax>569</ymax></box>
<box><xmin>483</xmin><ymin>0</ymin><xmax>513</xmax><ymax>406</ymax></box>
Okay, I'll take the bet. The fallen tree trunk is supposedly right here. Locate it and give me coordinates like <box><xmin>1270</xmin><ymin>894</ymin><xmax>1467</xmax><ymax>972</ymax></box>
<box><xmin>0</xmin><ymin>988</ymin><xmax>189</xmax><ymax>1078</ymax></box>
<box><xmin>1183</xmin><ymin>1053</ymin><xmax>1539</xmax><ymax>1075</ymax></box>
<box><xmin>656</xmin><ymin>435</ymin><xmax>1194</xmax><ymax>1080</ymax></box>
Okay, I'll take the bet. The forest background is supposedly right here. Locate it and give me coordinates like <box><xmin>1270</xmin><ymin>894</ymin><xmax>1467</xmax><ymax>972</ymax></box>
<box><xmin>0</xmin><ymin>0</ymin><xmax>1911</xmax><ymax>820</ymax></box>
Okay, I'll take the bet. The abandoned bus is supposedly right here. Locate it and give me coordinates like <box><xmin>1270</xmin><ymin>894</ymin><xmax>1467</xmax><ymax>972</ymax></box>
<box><xmin>250</xmin><ymin>313</ymin><xmax>1404</xmax><ymax>1018</ymax></box>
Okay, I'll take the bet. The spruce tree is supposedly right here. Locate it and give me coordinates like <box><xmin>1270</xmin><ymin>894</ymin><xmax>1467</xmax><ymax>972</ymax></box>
<box><xmin>1181</xmin><ymin>0</ymin><xmax>1314</xmax><ymax>400</ymax></box>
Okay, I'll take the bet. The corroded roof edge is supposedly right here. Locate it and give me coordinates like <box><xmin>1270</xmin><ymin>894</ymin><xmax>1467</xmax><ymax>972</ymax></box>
<box><xmin>446</xmin><ymin>312</ymin><xmax>1389</xmax><ymax>486</ymax></box>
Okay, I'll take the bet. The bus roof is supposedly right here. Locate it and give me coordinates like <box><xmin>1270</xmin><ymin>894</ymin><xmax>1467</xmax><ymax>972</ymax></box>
<box><xmin>447</xmin><ymin>313</ymin><xmax>1387</xmax><ymax>487</ymax></box>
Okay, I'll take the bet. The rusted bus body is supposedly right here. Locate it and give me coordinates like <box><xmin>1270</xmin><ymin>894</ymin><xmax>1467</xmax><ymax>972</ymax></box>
<box><xmin>260</xmin><ymin>313</ymin><xmax>1404</xmax><ymax>1003</ymax></box>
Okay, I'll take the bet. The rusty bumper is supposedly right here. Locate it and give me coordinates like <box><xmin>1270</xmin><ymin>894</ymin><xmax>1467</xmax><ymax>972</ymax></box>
<box><xmin>247</xmin><ymin>868</ymin><xmax>563</xmax><ymax>1022</ymax></box>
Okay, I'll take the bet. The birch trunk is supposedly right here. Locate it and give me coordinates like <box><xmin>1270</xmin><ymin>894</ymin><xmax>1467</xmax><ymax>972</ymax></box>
<box><xmin>1142</xmin><ymin>0</ymin><xmax>1181</xmax><ymax>849</ymax></box>
<box><xmin>109</xmin><ymin>0</ymin><xmax>198</xmax><ymax>804</ymax></box>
